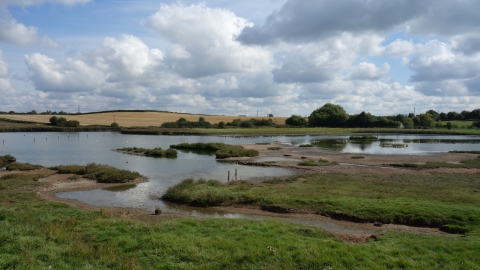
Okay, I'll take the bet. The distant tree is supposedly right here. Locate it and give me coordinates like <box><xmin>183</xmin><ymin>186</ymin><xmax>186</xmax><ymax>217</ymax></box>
<box><xmin>419</xmin><ymin>114</ymin><xmax>435</xmax><ymax>128</ymax></box>
<box><xmin>199</xmin><ymin>117</ymin><xmax>205</xmax><ymax>122</ymax></box>
<box><xmin>460</xmin><ymin>110</ymin><xmax>471</xmax><ymax>120</ymax></box>
<box><xmin>426</xmin><ymin>110</ymin><xmax>439</xmax><ymax>121</ymax></box>
<box><xmin>177</xmin><ymin>118</ymin><xmax>187</xmax><ymax>123</ymax></box>
<box><xmin>407</xmin><ymin>113</ymin><xmax>415</xmax><ymax>118</ymax></box>
<box><xmin>403</xmin><ymin>118</ymin><xmax>414</xmax><ymax>128</ymax></box>
<box><xmin>471</xmin><ymin>109</ymin><xmax>480</xmax><ymax>120</ymax></box>
<box><xmin>268</xmin><ymin>114</ymin><xmax>274</xmax><ymax>117</ymax></box>
<box><xmin>412</xmin><ymin>116</ymin><xmax>421</xmax><ymax>127</ymax></box>
<box><xmin>228</xmin><ymin>119</ymin><xmax>242</xmax><ymax>127</ymax></box>
<box><xmin>30</xmin><ymin>110</ymin><xmax>37</xmax><ymax>114</ymax></box>
<box><xmin>285</xmin><ymin>115</ymin><xmax>307</xmax><ymax>126</ymax></box>
<box><xmin>240</xmin><ymin>121</ymin><xmax>253</xmax><ymax>128</ymax></box>
<box><xmin>350</xmin><ymin>112</ymin><xmax>375</xmax><ymax>128</ymax></box>
<box><xmin>111</xmin><ymin>122</ymin><xmax>119</xmax><ymax>127</ymax></box>
<box><xmin>308</xmin><ymin>103</ymin><xmax>348</xmax><ymax>127</ymax></box>
<box><xmin>393</xmin><ymin>114</ymin><xmax>405</xmax><ymax>123</ymax></box>
<box><xmin>218</xmin><ymin>121</ymin><xmax>226</xmax><ymax>129</ymax></box>
<box><xmin>439</xmin><ymin>112</ymin><xmax>448</xmax><ymax>121</ymax></box>
<box><xmin>447</xmin><ymin>111</ymin><xmax>458</xmax><ymax>121</ymax></box>
<box><xmin>49</xmin><ymin>116</ymin><xmax>58</xmax><ymax>125</ymax></box>
<box><xmin>446</xmin><ymin>122</ymin><xmax>453</xmax><ymax>130</ymax></box>
<box><xmin>8</xmin><ymin>111</ymin><xmax>14</xmax><ymax>114</ymax></box>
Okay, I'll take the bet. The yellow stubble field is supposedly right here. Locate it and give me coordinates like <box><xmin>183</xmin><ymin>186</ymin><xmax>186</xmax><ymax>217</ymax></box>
<box><xmin>1</xmin><ymin>112</ymin><xmax>287</xmax><ymax>127</ymax></box>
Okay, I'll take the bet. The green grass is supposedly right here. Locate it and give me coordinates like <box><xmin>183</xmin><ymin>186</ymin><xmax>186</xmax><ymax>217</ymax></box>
<box><xmin>118</xmin><ymin>147</ymin><xmax>178</xmax><ymax>158</ymax></box>
<box><xmin>162</xmin><ymin>173</ymin><xmax>480</xmax><ymax>233</ymax></box>
<box><xmin>170</xmin><ymin>142</ymin><xmax>259</xmax><ymax>159</ymax></box>
<box><xmin>389</xmin><ymin>155</ymin><xmax>480</xmax><ymax>169</ymax></box>
<box><xmin>51</xmin><ymin>163</ymin><xmax>142</xmax><ymax>183</ymax></box>
<box><xmin>298</xmin><ymin>159</ymin><xmax>338</xmax><ymax>167</ymax></box>
<box><xmin>5</xmin><ymin>162</ymin><xmax>43</xmax><ymax>171</ymax></box>
<box><xmin>2</xmin><ymin>165</ymin><xmax>480</xmax><ymax>268</ymax></box>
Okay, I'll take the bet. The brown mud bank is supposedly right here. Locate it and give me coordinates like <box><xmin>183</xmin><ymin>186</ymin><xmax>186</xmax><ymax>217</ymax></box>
<box><xmin>238</xmin><ymin>142</ymin><xmax>480</xmax><ymax>175</ymax></box>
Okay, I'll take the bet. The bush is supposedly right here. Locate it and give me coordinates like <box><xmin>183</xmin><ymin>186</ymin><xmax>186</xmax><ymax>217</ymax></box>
<box><xmin>111</xmin><ymin>122</ymin><xmax>119</xmax><ymax>127</ymax></box>
<box><xmin>6</xmin><ymin>162</ymin><xmax>43</xmax><ymax>171</ymax></box>
<box><xmin>285</xmin><ymin>115</ymin><xmax>307</xmax><ymax>126</ymax></box>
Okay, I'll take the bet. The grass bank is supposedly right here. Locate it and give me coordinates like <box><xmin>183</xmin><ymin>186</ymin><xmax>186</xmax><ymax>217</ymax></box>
<box><xmin>163</xmin><ymin>173</ymin><xmax>480</xmax><ymax>234</ymax></box>
<box><xmin>51</xmin><ymin>163</ymin><xmax>141</xmax><ymax>183</ymax></box>
<box><xmin>117</xmin><ymin>147</ymin><xmax>178</xmax><ymax>158</ymax></box>
<box><xmin>170</xmin><ymin>142</ymin><xmax>259</xmax><ymax>159</ymax></box>
<box><xmin>389</xmin><ymin>155</ymin><xmax>480</xmax><ymax>169</ymax></box>
<box><xmin>2</xmin><ymin>155</ymin><xmax>480</xmax><ymax>268</ymax></box>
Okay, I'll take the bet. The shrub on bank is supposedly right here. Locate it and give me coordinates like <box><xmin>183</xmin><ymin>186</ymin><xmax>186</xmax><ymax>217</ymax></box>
<box><xmin>6</xmin><ymin>162</ymin><xmax>43</xmax><ymax>171</ymax></box>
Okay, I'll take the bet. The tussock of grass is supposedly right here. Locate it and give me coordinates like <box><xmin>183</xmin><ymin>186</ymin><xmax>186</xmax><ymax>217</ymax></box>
<box><xmin>351</xmin><ymin>155</ymin><xmax>365</xmax><ymax>159</ymax></box>
<box><xmin>267</xmin><ymin>147</ymin><xmax>282</xmax><ymax>150</ymax></box>
<box><xmin>170</xmin><ymin>142</ymin><xmax>259</xmax><ymax>159</ymax></box>
<box><xmin>298</xmin><ymin>158</ymin><xmax>338</xmax><ymax>166</ymax></box>
<box><xmin>255</xmin><ymin>142</ymin><xmax>270</xmax><ymax>145</ymax></box>
<box><xmin>5</xmin><ymin>162</ymin><xmax>43</xmax><ymax>171</ymax></box>
<box><xmin>52</xmin><ymin>163</ymin><xmax>141</xmax><ymax>183</ymax></box>
<box><xmin>118</xmin><ymin>147</ymin><xmax>178</xmax><ymax>158</ymax></box>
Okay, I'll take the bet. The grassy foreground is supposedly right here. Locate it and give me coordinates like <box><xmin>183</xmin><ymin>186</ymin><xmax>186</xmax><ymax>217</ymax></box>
<box><xmin>163</xmin><ymin>173</ymin><xmax>480</xmax><ymax>234</ymax></box>
<box><xmin>1</xmin><ymin>172</ymin><xmax>480</xmax><ymax>268</ymax></box>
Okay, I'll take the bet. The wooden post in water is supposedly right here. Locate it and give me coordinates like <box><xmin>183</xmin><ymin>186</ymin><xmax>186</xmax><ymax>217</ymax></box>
<box><xmin>235</xmin><ymin>168</ymin><xmax>237</xmax><ymax>180</ymax></box>
<box><xmin>228</xmin><ymin>171</ymin><xmax>230</xmax><ymax>182</ymax></box>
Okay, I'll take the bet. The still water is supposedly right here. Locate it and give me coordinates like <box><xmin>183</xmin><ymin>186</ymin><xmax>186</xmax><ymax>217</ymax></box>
<box><xmin>1</xmin><ymin>132</ymin><xmax>480</xmax><ymax>225</ymax></box>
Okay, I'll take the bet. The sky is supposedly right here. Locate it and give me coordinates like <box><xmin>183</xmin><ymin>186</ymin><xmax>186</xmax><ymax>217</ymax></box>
<box><xmin>1</xmin><ymin>0</ymin><xmax>479</xmax><ymax>117</ymax></box>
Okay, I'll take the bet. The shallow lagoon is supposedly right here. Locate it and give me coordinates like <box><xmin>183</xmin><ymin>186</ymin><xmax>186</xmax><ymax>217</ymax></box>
<box><xmin>1</xmin><ymin>132</ymin><xmax>480</xmax><ymax>220</ymax></box>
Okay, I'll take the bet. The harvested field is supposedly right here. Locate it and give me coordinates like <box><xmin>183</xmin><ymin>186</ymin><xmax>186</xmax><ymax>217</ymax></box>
<box><xmin>1</xmin><ymin>112</ymin><xmax>287</xmax><ymax>127</ymax></box>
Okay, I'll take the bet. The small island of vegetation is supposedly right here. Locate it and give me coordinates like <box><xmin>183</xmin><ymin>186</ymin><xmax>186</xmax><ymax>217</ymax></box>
<box><xmin>116</xmin><ymin>147</ymin><xmax>178</xmax><ymax>158</ymax></box>
<box><xmin>170</xmin><ymin>142</ymin><xmax>259</xmax><ymax>159</ymax></box>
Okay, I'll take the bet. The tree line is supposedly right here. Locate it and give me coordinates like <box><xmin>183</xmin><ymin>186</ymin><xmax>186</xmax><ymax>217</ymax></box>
<box><xmin>287</xmin><ymin>103</ymin><xmax>480</xmax><ymax>129</ymax></box>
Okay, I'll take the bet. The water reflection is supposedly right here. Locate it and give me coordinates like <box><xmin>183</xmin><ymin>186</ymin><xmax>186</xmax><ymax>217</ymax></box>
<box><xmin>102</xmin><ymin>184</ymin><xmax>137</xmax><ymax>192</ymax></box>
